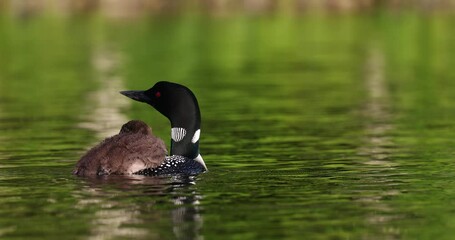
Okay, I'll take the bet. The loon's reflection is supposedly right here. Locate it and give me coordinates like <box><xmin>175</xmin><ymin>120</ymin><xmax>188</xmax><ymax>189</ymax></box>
<box><xmin>169</xmin><ymin>177</ymin><xmax>203</xmax><ymax>240</ymax></box>
<box><xmin>74</xmin><ymin>174</ymin><xmax>204</xmax><ymax>240</ymax></box>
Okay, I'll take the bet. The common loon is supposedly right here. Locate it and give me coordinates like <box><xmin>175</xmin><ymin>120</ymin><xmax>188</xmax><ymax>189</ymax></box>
<box><xmin>74</xmin><ymin>81</ymin><xmax>207</xmax><ymax>176</ymax></box>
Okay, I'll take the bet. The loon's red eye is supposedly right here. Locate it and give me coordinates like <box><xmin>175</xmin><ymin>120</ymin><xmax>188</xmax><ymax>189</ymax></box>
<box><xmin>155</xmin><ymin>92</ymin><xmax>161</xmax><ymax>98</ymax></box>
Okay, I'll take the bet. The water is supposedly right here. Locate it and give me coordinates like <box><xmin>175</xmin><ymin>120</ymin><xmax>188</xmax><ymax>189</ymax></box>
<box><xmin>1</xmin><ymin>12</ymin><xmax>455</xmax><ymax>239</ymax></box>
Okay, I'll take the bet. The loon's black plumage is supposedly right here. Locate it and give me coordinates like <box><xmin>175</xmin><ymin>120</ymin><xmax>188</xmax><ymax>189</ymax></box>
<box><xmin>135</xmin><ymin>155</ymin><xmax>206</xmax><ymax>176</ymax></box>
<box><xmin>74</xmin><ymin>81</ymin><xmax>207</xmax><ymax>177</ymax></box>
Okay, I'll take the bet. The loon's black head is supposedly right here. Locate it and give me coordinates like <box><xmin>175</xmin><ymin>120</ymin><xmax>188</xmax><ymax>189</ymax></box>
<box><xmin>121</xmin><ymin>82</ymin><xmax>200</xmax><ymax>127</ymax></box>
<box><xmin>120</xmin><ymin>81</ymin><xmax>206</xmax><ymax>171</ymax></box>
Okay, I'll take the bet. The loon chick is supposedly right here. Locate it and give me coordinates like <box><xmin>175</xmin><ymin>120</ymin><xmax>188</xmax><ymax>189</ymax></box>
<box><xmin>120</xmin><ymin>81</ymin><xmax>207</xmax><ymax>175</ymax></box>
<box><xmin>73</xmin><ymin>120</ymin><xmax>167</xmax><ymax>176</ymax></box>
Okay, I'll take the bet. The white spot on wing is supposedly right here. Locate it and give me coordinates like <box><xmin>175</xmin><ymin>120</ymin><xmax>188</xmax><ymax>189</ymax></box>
<box><xmin>192</xmin><ymin>129</ymin><xmax>200</xmax><ymax>143</ymax></box>
<box><xmin>171</xmin><ymin>128</ymin><xmax>186</xmax><ymax>142</ymax></box>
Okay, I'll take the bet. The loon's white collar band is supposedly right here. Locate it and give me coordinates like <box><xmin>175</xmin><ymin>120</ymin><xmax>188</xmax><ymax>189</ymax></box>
<box><xmin>171</xmin><ymin>128</ymin><xmax>186</xmax><ymax>142</ymax></box>
<box><xmin>192</xmin><ymin>129</ymin><xmax>200</xmax><ymax>143</ymax></box>
<box><xmin>194</xmin><ymin>154</ymin><xmax>207</xmax><ymax>171</ymax></box>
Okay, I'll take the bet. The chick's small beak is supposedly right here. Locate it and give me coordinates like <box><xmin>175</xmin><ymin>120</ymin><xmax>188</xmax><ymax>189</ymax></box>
<box><xmin>120</xmin><ymin>90</ymin><xmax>151</xmax><ymax>103</ymax></box>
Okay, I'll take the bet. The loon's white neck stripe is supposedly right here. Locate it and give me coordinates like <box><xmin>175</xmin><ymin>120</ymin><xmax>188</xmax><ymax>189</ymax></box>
<box><xmin>192</xmin><ymin>129</ymin><xmax>200</xmax><ymax>143</ymax></box>
<box><xmin>171</xmin><ymin>128</ymin><xmax>186</xmax><ymax>142</ymax></box>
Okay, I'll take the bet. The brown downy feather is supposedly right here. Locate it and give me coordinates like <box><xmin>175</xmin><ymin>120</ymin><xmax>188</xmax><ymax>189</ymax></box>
<box><xmin>73</xmin><ymin>120</ymin><xmax>167</xmax><ymax>176</ymax></box>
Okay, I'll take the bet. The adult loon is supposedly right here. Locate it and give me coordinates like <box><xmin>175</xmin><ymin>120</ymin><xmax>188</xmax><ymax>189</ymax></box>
<box><xmin>74</xmin><ymin>81</ymin><xmax>207</xmax><ymax>176</ymax></box>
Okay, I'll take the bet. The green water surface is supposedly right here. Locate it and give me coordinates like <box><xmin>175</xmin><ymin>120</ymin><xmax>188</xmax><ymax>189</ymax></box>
<box><xmin>1</xmin><ymin>11</ymin><xmax>455</xmax><ymax>239</ymax></box>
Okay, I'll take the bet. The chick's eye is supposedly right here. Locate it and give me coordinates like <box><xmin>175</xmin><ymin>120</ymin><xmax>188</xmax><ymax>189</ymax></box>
<box><xmin>155</xmin><ymin>92</ymin><xmax>161</xmax><ymax>98</ymax></box>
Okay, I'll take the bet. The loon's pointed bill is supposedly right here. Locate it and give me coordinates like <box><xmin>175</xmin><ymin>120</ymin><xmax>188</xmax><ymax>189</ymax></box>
<box><xmin>120</xmin><ymin>90</ymin><xmax>151</xmax><ymax>103</ymax></box>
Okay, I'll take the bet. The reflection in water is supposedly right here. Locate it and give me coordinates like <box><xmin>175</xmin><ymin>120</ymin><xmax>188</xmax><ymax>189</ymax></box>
<box><xmin>75</xmin><ymin>176</ymin><xmax>156</xmax><ymax>240</ymax></box>
<box><xmin>78</xmin><ymin>46</ymin><xmax>129</xmax><ymax>139</ymax></box>
<box><xmin>362</xmin><ymin>46</ymin><xmax>395</xmax><ymax>166</ymax></box>
<box><xmin>0</xmin><ymin>226</ymin><xmax>16</xmax><ymax>238</ymax></box>
<box><xmin>171</xmin><ymin>193</ymin><xmax>204</xmax><ymax>240</ymax></box>
<box><xmin>358</xmin><ymin>46</ymin><xmax>401</xmax><ymax>237</ymax></box>
<box><xmin>0</xmin><ymin>119</ymin><xmax>6</xmax><ymax>169</ymax></box>
<box><xmin>88</xmin><ymin>208</ymin><xmax>149</xmax><ymax>240</ymax></box>
<box><xmin>0</xmin><ymin>84</ymin><xmax>6</xmax><ymax>168</ymax></box>
<box><xmin>74</xmin><ymin>175</ymin><xmax>204</xmax><ymax>240</ymax></box>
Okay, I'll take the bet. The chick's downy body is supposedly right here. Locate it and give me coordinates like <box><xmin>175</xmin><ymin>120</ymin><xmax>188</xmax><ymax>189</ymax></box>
<box><xmin>74</xmin><ymin>120</ymin><xmax>167</xmax><ymax>176</ymax></box>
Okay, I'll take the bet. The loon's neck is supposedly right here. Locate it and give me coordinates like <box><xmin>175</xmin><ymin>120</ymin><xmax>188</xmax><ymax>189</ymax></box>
<box><xmin>169</xmin><ymin>114</ymin><xmax>201</xmax><ymax>159</ymax></box>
